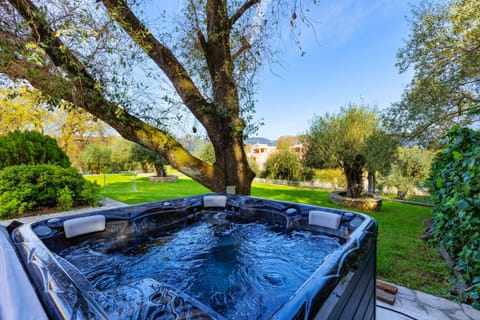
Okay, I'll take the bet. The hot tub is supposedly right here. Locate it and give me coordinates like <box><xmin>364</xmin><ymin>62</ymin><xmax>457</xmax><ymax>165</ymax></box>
<box><xmin>4</xmin><ymin>194</ymin><xmax>377</xmax><ymax>319</ymax></box>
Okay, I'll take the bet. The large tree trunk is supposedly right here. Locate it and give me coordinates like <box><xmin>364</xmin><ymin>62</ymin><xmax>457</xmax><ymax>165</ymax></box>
<box><xmin>209</xmin><ymin>131</ymin><xmax>255</xmax><ymax>195</ymax></box>
<box><xmin>153</xmin><ymin>164</ymin><xmax>166</xmax><ymax>177</ymax></box>
<box><xmin>7</xmin><ymin>0</ymin><xmax>257</xmax><ymax>194</ymax></box>
<box><xmin>344</xmin><ymin>155</ymin><xmax>365</xmax><ymax>198</ymax></box>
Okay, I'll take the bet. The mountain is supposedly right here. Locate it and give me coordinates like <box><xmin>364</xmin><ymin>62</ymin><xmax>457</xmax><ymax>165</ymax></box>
<box><xmin>244</xmin><ymin>137</ymin><xmax>276</xmax><ymax>146</ymax></box>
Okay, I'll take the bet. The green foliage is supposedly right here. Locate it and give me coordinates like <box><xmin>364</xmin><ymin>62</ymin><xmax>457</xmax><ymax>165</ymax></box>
<box><xmin>110</xmin><ymin>139</ymin><xmax>136</xmax><ymax>172</ymax></box>
<box><xmin>0</xmin><ymin>130</ymin><xmax>71</xmax><ymax>170</ymax></box>
<box><xmin>131</xmin><ymin>144</ymin><xmax>168</xmax><ymax>176</ymax></box>
<box><xmin>313</xmin><ymin>169</ymin><xmax>346</xmax><ymax>187</ymax></box>
<box><xmin>81</xmin><ymin>144</ymin><xmax>111</xmax><ymax>174</ymax></box>
<box><xmin>303</xmin><ymin>104</ymin><xmax>380</xmax><ymax>197</ymax></box>
<box><xmin>381</xmin><ymin>146</ymin><xmax>434</xmax><ymax>199</ymax></box>
<box><xmin>364</xmin><ymin>131</ymin><xmax>398</xmax><ymax>176</ymax></box>
<box><xmin>276</xmin><ymin>136</ymin><xmax>299</xmax><ymax>151</ymax></box>
<box><xmin>261</xmin><ymin>150</ymin><xmax>301</xmax><ymax>181</ymax></box>
<box><xmin>0</xmin><ymin>165</ymin><xmax>100</xmax><ymax>217</ymax></box>
<box><xmin>385</xmin><ymin>0</ymin><xmax>480</xmax><ymax>147</ymax></box>
<box><xmin>57</xmin><ymin>187</ymin><xmax>73</xmax><ymax>211</ymax></box>
<box><xmin>427</xmin><ymin>127</ymin><xmax>480</xmax><ymax>307</ymax></box>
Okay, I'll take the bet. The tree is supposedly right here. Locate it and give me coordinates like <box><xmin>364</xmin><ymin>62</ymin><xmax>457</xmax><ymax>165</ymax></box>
<box><xmin>303</xmin><ymin>104</ymin><xmax>379</xmax><ymax>198</ymax></box>
<box><xmin>81</xmin><ymin>144</ymin><xmax>111</xmax><ymax>174</ymax></box>
<box><xmin>380</xmin><ymin>146</ymin><xmax>433</xmax><ymax>200</ymax></box>
<box><xmin>51</xmin><ymin>107</ymin><xmax>110</xmax><ymax>168</ymax></box>
<box><xmin>276</xmin><ymin>136</ymin><xmax>299</xmax><ymax>151</ymax></box>
<box><xmin>0</xmin><ymin>0</ymin><xmax>311</xmax><ymax>194</ymax></box>
<box><xmin>384</xmin><ymin>0</ymin><xmax>480</xmax><ymax>147</ymax></box>
<box><xmin>0</xmin><ymin>86</ymin><xmax>51</xmax><ymax>134</ymax></box>
<box><xmin>110</xmin><ymin>138</ymin><xmax>136</xmax><ymax>172</ymax></box>
<box><xmin>0</xmin><ymin>130</ymin><xmax>71</xmax><ymax>170</ymax></box>
<box><xmin>131</xmin><ymin>143</ymin><xmax>168</xmax><ymax>177</ymax></box>
<box><xmin>364</xmin><ymin>130</ymin><xmax>398</xmax><ymax>193</ymax></box>
<box><xmin>0</xmin><ymin>85</ymin><xmax>110</xmax><ymax>168</ymax></box>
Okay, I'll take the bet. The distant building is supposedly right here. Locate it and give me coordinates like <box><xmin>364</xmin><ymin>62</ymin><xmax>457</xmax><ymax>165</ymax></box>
<box><xmin>289</xmin><ymin>143</ymin><xmax>305</xmax><ymax>158</ymax></box>
<box><xmin>246</xmin><ymin>143</ymin><xmax>276</xmax><ymax>170</ymax></box>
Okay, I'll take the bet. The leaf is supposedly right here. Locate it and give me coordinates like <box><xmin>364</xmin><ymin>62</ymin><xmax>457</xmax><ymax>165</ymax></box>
<box><xmin>452</xmin><ymin>151</ymin><xmax>463</xmax><ymax>161</ymax></box>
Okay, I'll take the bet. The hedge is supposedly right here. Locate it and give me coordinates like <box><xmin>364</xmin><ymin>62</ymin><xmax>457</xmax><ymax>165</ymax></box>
<box><xmin>0</xmin><ymin>164</ymin><xmax>100</xmax><ymax>217</ymax></box>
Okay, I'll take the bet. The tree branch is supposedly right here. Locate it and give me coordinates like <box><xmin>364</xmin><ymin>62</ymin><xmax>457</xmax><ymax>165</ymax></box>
<box><xmin>230</xmin><ymin>0</ymin><xmax>260</xmax><ymax>27</ymax></box>
<box><xmin>100</xmin><ymin>0</ymin><xmax>215</xmax><ymax>128</ymax></box>
<box><xmin>232</xmin><ymin>37</ymin><xmax>252</xmax><ymax>61</ymax></box>
<box><xmin>7</xmin><ymin>0</ymin><xmax>216</xmax><ymax>186</ymax></box>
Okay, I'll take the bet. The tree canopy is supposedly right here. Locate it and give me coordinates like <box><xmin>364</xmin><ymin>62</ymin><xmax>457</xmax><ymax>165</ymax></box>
<box><xmin>384</xmin><ymin>0</ymin><xmax>480</xmax><ymax>148</ymax></box>
<box><xmin>380</xmin><ymin>146</ymin><xmax>433</xmax><ymax>199</ymax></box>
<box><xmin>0</xmin><ymin>0</ymin><xmax>312</xmax><ymax>194</ymax></box>
<box><xmin>303</xmin><ymin>104</ymin><xmax>379</xmax><ymax>198</ymax></box>
<box><xmin>0</xmin><ymin>85</ymin><xmax>109</xmax><ymax>167</ymax></box>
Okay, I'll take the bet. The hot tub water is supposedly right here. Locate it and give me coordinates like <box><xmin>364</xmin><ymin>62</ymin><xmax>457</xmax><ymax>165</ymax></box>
<box><xmin>60</xmin><ymin>219</ymin><xmax>341</xmax><ymax>319</ymax></box>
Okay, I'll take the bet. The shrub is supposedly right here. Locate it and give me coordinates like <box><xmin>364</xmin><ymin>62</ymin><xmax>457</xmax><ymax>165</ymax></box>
<box><xmin>0</xmin><ymin>130</ymin><xmax>70</xmax><ymax>170</ymax></box>
<box><xmin>427</xmin><ymin>127</ymin><xmax>480</xmax><ymax>308</ymax></box>
<box><xmin>261</xmin><ymin>150</ymin><xmax>301</xmax><ymax>181</ymax></box>
<box><xmin>57</xmin><ymin>187</ymin><xmax>74</xmax><ymax>211</ymax></box>
<box><xmin>0</xmin><ymin>165</ymin><xmax>100</xmax><ymax>217</ymax></box>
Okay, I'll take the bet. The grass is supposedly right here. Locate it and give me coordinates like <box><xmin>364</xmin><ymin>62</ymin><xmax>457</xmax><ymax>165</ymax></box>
<box><xmin>86</xmin><ymin>174</ymin><xmax>452</xmax><ymax>298</ymax></box>
<box><xmin>381</xmin><ymin>193</ymin><xmax>433</xmax><ymax>204</ymax></box>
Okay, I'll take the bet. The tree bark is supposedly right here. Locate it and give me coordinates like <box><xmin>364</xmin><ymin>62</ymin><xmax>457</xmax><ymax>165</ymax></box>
<box><xmin>344</xmin><ymin>155</ymin><xmax>365</xmax><ymax>198</ymax></box>
<box><xmin>154</xmin><ymin>164</ymin><xmax>166</xmax><ymax>177</ymax></box>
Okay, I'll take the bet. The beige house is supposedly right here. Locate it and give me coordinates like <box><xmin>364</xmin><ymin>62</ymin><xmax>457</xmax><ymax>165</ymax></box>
<box><xmin>246</xmin><ymin>143</ymin><xmax>276</xmax><ymax>170</ymax></box>
<box><xmin>246</xmin><ymin>141</ymin><xmax>305</xmax><ymax>170</ymax></box>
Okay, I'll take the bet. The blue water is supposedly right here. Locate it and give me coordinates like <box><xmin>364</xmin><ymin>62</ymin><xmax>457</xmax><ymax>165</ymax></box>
<box><xmin>60</xmin><ymin>220</ymin><xmax>340</xmax><ymax>319</ymax></box>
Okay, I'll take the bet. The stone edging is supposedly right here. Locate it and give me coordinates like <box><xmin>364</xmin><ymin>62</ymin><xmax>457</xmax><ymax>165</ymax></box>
<box><xmin>148</xmin><ymin>175</ymin><xmax>179</xmax><ymax>183</ymax></box>
<box><xmin>329</xmin><ymin>191</ymin><xmax>382</xmax><ymax>211</ymax></box>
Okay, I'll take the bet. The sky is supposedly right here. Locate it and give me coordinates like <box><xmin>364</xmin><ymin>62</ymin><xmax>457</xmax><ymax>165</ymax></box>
<box><xmin>252</xmin><ymin>0</ymin><xmax>421</xmax><ymax>140</ymax></box>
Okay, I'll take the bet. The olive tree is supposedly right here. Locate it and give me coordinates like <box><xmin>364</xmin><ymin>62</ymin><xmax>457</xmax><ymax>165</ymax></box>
<box><xmin>384</xmin><ymin>0</ymin><xmax>480</xmax><ymax>147</ymax></box>
<box><xmin>0</xmin><ymin>0</ymin><xmax>314</xmax><ymax>194</ymax></box>
<box><xmin>364</xmin><ymin>130</ymin><xmax>398</xmax><ymax>193</ymax></box>
<box><xmin>303</xmin><ymin>104</ymin><xmax>379</xmax><ymax>198</ymax></box>
<box><xmin>380</xmin><ymin>146</ymin><xmax>433</xmax><ymax>199</ymax></box>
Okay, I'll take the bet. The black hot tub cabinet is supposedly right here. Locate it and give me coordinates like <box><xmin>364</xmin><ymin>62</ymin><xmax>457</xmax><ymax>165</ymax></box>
<box><xmin>3</xmin><ymin>194</ymin><xmax>377</xmax><ymax>320</ymax></box>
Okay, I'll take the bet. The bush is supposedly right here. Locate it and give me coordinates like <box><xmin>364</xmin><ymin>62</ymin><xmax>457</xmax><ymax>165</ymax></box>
<box><xmin>427</xmin><ymin>127</ymin><xmax>480</xmax><ymax>308</ymax></box>
<box><xmin>0</xmin><ymin>130</ymin><xmax>70</xmax><ymax>170</ymax></box>
<box><xmin>0</xmin><ymin>165</ymin><xmax>100</xmax><ymax>217</ymax></box>
<box><xmin>261</xmin><ymin>150</ymin><xmax>301</xmax><ymax>181</ymax></box>
<box><xmin>57</xmin><ymin>187</ymin><xmax>74</xmax><ymax>211</ymax></box>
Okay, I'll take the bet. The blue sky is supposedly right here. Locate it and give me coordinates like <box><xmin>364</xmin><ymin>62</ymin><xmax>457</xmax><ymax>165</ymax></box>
<box><xmin>253</xmin><ymin>0</ymin><xmax>421</xmax><ymax>140</ymax></box>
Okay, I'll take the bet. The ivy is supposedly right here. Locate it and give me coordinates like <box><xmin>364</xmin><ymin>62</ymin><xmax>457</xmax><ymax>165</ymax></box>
<box><xmin>427</xmin><ymin>126</ymin><xmax>480</xmax><ymax>308</ymax></box>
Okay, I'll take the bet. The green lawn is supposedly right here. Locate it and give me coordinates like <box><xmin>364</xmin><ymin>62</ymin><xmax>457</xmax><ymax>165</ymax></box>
<box><xmin>86</xmin><ymin>174</ymin><xmax>452</xmax><ymax>298</ymax></box>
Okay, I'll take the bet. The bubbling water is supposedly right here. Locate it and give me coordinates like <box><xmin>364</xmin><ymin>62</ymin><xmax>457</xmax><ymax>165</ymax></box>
<box><xmin>60</xmin><ymin>220</ymin><xmax>340</xmax><ymax>319</ymax></box>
